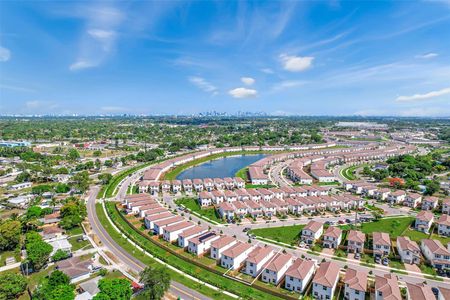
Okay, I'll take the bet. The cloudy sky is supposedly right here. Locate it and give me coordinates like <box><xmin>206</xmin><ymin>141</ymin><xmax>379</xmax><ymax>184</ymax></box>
<box><xmin>1</xmin><ymin>1</ymin><xmax>450</xmax><ymax>116</ymax></box>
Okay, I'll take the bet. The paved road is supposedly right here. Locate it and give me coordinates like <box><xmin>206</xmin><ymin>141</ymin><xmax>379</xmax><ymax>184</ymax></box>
<box><xmin>86</xmin><ymin>186</ymin><xmax>211</xmax><ymax>300</ymax></box>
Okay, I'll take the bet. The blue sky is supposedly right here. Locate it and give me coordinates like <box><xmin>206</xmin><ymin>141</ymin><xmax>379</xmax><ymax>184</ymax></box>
<box><xmin>1</xmin><ymin>1</ymin><xmax>450</xmax><ymax>116</ymax></box>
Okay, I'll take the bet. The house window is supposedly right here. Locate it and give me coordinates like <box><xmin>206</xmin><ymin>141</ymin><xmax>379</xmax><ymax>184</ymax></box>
<box><xmin>355</xmin><ymin>290</ymin><xmax>360</xmax><ymax>295</ymax></box>
<box><xmin>323</xmin><ymin>286</ymin><xmax>327</xmax><ymax>291</ymax></box>
<box><xmin>287</xmin><ymin>283</ymin><xmax>290</xmax><ymax>288</ymax></box>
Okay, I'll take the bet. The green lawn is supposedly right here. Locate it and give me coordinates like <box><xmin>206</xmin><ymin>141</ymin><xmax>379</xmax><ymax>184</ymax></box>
<box><xmin>357</xmin><ymin>217</ymin><xmax>414</xmax><ymax>238</ymax></box>
<box><xmin>245</xmin><ymin>184</ymin><xmax>277</xmax><ymax>189</ymax></box>
<box><xmin>68</xmin><ymin>236</ymin><xmax>92</xmax><ymax>251</ymax></box>
<box><xmin>235</xmin><ymin>167</ymin><xmax>249</xmax><ymax>182</ymax></box>
<box><xmin>403</xmin><ymin>228</ymin><xmax>450</xmax><ymax>245</ymax></box>
<box><xmin>250</xmin><ymin>224</ymin><xmax>305</xmax><ymax>245</ymax></box>
<box><xmin>0</xmin><ymin>249</ymin><xmax>21</xmax><ymax>266</ymax></box>
<box><xmin>175</xmin><ymin>197</ymin><xmax>225</xmax><ymax>224</ymax></box>
<box><xmin>65</xmin><ymin>226</ymin><xmax>83</xmax><ymax>236</ymax></box>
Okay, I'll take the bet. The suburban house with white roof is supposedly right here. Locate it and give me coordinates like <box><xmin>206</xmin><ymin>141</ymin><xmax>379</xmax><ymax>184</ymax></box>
<box><xmin>244</xmin><ymin>246</ymin><xmax>274</xmax><ymax>277</ymax></box>
<box><xmin>322</xmin><ymin>227</ymin><xmax>343</xmax><ymax>249</ymax></box>
<box><xmin>437</xmin><ymin>214</ymin><xmax>450</xmax><ymax>236</ymax></box>
<box><xmin>343</xmin><ymin>268</ymin><xmax>367</xmax><ymax>300</ymax></box>
<box><xmin>397</xmin><ymin>236</ymin><xmax>421</xmax><ymax>265</ymax></box>
<box><xmin>210</xmin><ymin>235</ymin><xmax>237</xmax><ymax>261</ymax></box>
<box><xmin>301</xmin><ymin>221</ymin><xmax>324</xmax><ymax>245</ymax></box>
<box><xmin>220</xmin><ymin>242</ymin><xmax>254</xmax><ymax>270</ymax></box>
<box><xmin>415</xmin><ymin>211</ymin><xmax>434</xmax><ymax>233</ymax></box>
<box><xmin>373</xmin><ymin>232</ymin><xmax>391</xmax><ymax>257</ymax></box>
<box><xmin>420</xmin><ymin>239</ymin><xmax>450</xmax><ymax>270</ymax></box>
<box><xmin>347</xmin><ymin>230</ymin><xmax>365</xmax><ymax>253</ymax></box>
<box><xmin>284</xmin><ymin>259</ymin><xmax>316</xmax><ymax>293</ymax></box>
<box><xmin>375</xmin><ymin>274</ymin><xmax>401</xmax><ymax>300</ymax></box>
<box><xmin>262</xmin><ymin>253</ymin><xmax>293</xmax><ymax>285</ymax></box>
<box><xmin>312</xmin><ymin>261</ymin><xmax>340</xmax><ymax>300</ymax></box>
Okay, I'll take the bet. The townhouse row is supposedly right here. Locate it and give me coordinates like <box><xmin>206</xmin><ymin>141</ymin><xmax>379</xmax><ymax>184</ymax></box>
<box><xmin>139</xmin><ymin>177</ymin><xmax>246</xmax><ymax>194</ymax></box>
<box><xmin>300</xmin><ymin>220</ymin><xmax>450</xmax><ymax>270</ymax></box>
<box><xmin>215</xmin><ymin>194</ymin><xmax>365</xmax><ymax>220</ymax></box>
<box><xmin>344</xmin><ymin>180</ymin><xmax>446</xmax><ymax>211</ymax></box>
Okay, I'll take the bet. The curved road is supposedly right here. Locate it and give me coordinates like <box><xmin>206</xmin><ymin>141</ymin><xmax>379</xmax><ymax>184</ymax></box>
<box><xmin>86</xmin><ymin>186</ymin><xmax>211</xmax><ymax>300</ymax></box>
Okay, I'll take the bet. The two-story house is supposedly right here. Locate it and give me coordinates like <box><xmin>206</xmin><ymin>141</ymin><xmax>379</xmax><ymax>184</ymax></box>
<box><xmin>375</xmin><ymin>274</ymin><xmax>401</xmax><ymax>300</ymax></box>
<box><xmin>396</xmin><ymin>236</ymin><xmax>421</xmax><ymax>265</ymax></box>
<box><xmin>284</xmin><ymin>259</ymin><xmax>316</xmax><ymax>293</ymax></box>
<box><xmin>220</xmin><ymin>241</ymin><xmax>254</xmax><ymax>270</ymax></box>
<box><xmin>343</xmin><ymin>268</ymin><xmax>367</xmax><ymax>300</ymax></box>
<box><xmin>312</xmin><ymin>261</ymin><xmax>340</xmax><ymax>300</ymax></box>
<box><xmin>301</xmin><ymin>221</ymin><xmax>324</xmax><ymax>245</ymax></box>
<box><xmin>262</xmin><ymin>253</ymin><xmax>293</xmax><ymax>285</ymax></box>
<box><xmin>322</xmin><ymin>227</ymin><xmax>343</xmax><ymax>249</ymax></box>
<box><xmin>415</xmin><ymin>211</ymin><xmax>434</xmax><ymax>234</ymax></box>
<box><xmin>421</xmin><ymin>239</ymin><xmax>450</xmax><ymax>270</ymax></box>
<box><xmin>373</xmin><ymin>232</ymin><xmax>391</xmax><ymax>257</ymax></box>
<box><xmin>347</xmin><ymin>230</ymin><xmax>365</xmax><ymax>254</ymax></box>
<box><xmin>437</xmin><ymin>214</ymin><xmax>450</xmax><ymax>237</ymax></box>
<box><xmin>403</xmin><ymin>193</ymin><xmax>422</xmax><ymax>208</ymax></box>
<box><xmin>421</xmin><ymin>196</ymin><xmax>438</xmax><ymax>211</ymax></box>
<box><xmin>244</xmin><ymin>246</ymin><xmax>275</xmax><ymax>278</ymax></box>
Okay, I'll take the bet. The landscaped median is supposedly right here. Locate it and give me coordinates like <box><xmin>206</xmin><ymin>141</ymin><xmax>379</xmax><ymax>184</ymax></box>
<box><xmin>94</xmin><ymin>201</ymin><xmax>235</xmax><ymax>300</ymax></box>
<box><xmin>103</xmin><ymin>201</ymin><xmax>293</xmax><ymax>300</ymax></box>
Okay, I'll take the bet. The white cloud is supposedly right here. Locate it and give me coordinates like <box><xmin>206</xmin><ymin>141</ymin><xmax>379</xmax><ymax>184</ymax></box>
<box><xmin>88</xmin><ymin>29</ymin><xmax>116</xmax><ymax>40</ymax></box>
<box><xmin>279</xmin><ymin>54</ymin><xmax>314</xmax><ymax>72</ymax></box>
<box><xmin>228</xmin><ymin>87</ymin><xmax>257</xmax><ymax>98</ymax></box>
<box><xmin>395</xmin><ymin>87</ymin><xmax>450</xmax><ymax>102</ymax></box>
<box><xmin>415</xmin><ymin>52</ymin><xmax>438</xmax><ymax>59</ymax></box>
<box><xmin>188</xmin><ymin>76</ymin><xmax>218</xmax><ymax>95</ymax></box>
<box><xmin>271</xmin><ymin>80</ymin><xmax>307</xmax><ymax>92</ymax></box>
<box><xmin>260</xmin><ymin>68</ymin><xmax>274</xmax><ymax>74</ymax></box>
<box><xmin>69</xmin><ymin>5</ymin><xmax>124</xmax><ymax>71</ymax></box>
<box><xmin>25</xmin><ymin>100</ymin><xmax>58</xmax><ymax>110</ymax></box>
<box><xmin>69</xmin><ymin>60</ymin><xmax>97</xmax><ymax>71</ymax></box>
<box><xmin>241</xmin><ymin>77</ymin><xmax>255</xmax><ymax>86</ymax></box>
<box><xmin>0</xmin><ymin>46</ymin><xmax>11</xmax><ymax>62</ymax></box>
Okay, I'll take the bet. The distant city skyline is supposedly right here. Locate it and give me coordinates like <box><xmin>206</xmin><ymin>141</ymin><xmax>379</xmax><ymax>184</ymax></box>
<box><xmin>1</xmin><ymin>1</ymin><xmax>450</xmax><ymax>116</ymax></box>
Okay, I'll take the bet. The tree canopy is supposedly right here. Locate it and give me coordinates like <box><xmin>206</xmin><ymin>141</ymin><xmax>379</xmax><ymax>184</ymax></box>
<box><xmin>0</xmin><ymin>272</ymin><xmax>27</xmax><ymax>300</ymax></box>
<box><xmin>93</xmin><ymin>278</ymin><xmax>132</xmax><ymax>300</ymax></box>
<box><xmin>139</xmin><ymin>266</ymin><xmax>171</xmax><ymax>300</ymax></box>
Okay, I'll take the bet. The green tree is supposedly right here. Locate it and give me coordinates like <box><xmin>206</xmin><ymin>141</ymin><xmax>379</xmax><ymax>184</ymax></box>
<box><xmin>34</xmin><ymin>270</ymin><xmax>74</xmax><ymax>300</ymax></box>
<box><xmin>93</xmin><ymin>150</ymin><xmax>102</xmax><ymax>157</ymax></box>
<box><xmin>59</xmin><ymin>199</ymin><xmax>87</xmax><ymax>229</ymax></box>
<box><xmin>52</xmin><ymin>249</ymin><xmax>70</xmax><ymax>261</ymax></box>
<box><xmin>67</xmin><ymin>148</ymin><xmax>80</xmax><ymax>161</ymax></box>
<box><xmin>71</xmin><ymin>171</ymin><xmax>89</xmax><ymax>193</ymax></box>
<box><xmin>93</xmin><ymin>278</ymin><xmax>132</xmax><ymax>300</ymax></box>
<box><xmin>139</xmin><ymin>266</ymin><xmax>171</xmax><ymax>300</ymax></box>
<box><xmin>0</xmin><ymin>272</ymin><xmax>27</xmax><ymax>300</ymax></box>
<box><xmin>0</xmin><ymin>219</ymin><xmax>21</xmax><ymax>251</ymax></box>
<box><xmin>26</xmin><ymin>206</ymin><xmax>43</xmax><ymax>219</ymax></box>
<box><xmin>98</xmin><ymin>173</ymin><xmax>113</xmax><ymax>185</ymax></box>
<box><xmin>25</xmin><ymin>232</ymin><xmax>52</xmax><ymax>270</ymax></box>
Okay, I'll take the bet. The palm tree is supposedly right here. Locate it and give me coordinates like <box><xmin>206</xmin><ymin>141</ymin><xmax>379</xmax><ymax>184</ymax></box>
<box><xmin>139</xmin><ymin>266</ymin><xmax>171</xmax><ymax>300</ymax></box>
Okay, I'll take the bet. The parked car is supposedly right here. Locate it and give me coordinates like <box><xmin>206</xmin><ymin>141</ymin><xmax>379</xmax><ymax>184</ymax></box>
<box><xmin>431</xmin><ymin>287</ymin><xmax>439</xmax><ymax>296</ymax></box>
<box><xmin>242</xmin><ymin>227</ymin><xmax>251</xmax><ymax>232</ymax></box>
<box><xmin>354</xmin><ymin>253</ymin><xmax>361</xmax><ymax>260</ymax></box>
<box><xmin>382</xmin><ymin>258</ymin><xmax>389</xmax><ymax>266</ymax></box>
<box><xmin>375</xmin><ymin>257</ymin><xmax>381</xmax><ymax>264</ymax></box>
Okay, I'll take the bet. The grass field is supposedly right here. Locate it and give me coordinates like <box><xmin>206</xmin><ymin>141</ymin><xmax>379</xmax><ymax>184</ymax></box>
<box><xmin>403</xmin><ymin>228</ymin><xmax>450</xmax><ymax>245</ymax></box>
<box><xmin>345</xmin><ymin>216</ymin><xmax>414</xmax><ymax>238</ymax></box>
<box><xmin>235</xmin><ymin>167</ymin><xmax>249</xmax><ymax>182</ymax></box>
<box><xmin>250</xmin><ymin>224</ymin><xmax>305</xmax><ymax>245</ymax></box>
<box><xmin>174</xmin><ymin>197</ymin><xmax>224</xmax><ymax>224</ymax></box>
<box><xmin>68</xmin><ymin>236</ymin><xmax>92</xmax><ymax>251</ymax></box>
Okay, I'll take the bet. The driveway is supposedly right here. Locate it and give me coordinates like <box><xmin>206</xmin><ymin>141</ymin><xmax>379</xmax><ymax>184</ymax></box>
<box><xmin>404</xmin><ymin>263</ymin><xmax>423</xmax><ymax>277</ymax></box>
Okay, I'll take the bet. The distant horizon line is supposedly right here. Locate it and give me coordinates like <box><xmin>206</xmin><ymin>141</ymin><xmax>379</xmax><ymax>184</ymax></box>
<box><xmin>0</xmin><ymin>114</ymin><xmax>449</xmax><ymax>119</ymax></box>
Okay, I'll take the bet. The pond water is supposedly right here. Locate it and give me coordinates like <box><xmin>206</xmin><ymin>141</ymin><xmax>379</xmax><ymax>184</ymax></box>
<box><xmin>176</xmin><ymin>154</ymin><xmax>267</xmax><ymax>180</ymax></box>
